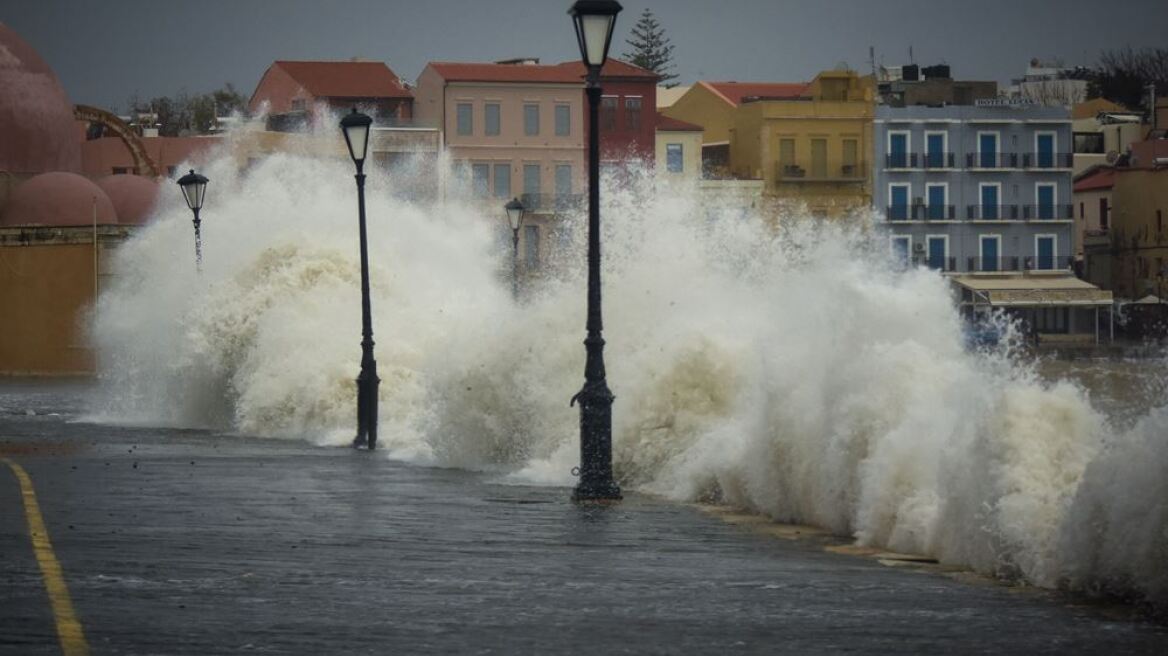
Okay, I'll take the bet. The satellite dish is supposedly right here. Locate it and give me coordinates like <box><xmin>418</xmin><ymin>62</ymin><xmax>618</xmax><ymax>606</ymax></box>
<box><xmin>1105</xmin><ymin>150</ymin><xmax>1120</xmax><ymax>164</ymax></box>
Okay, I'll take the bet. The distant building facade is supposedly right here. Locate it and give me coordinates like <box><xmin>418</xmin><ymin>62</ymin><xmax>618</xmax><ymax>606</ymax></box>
<box><xmin>655</xmin><ymin>113</ymin><xmax>702</xmax><ymax>182</ymax></box>
<box><xmin>1108</xmin><ymin>157</ymin><xmax>1168</xmax><ymax>300</ymax></box>
<box><xmin>728</xmin><ymin>70</ymin><xmax>874</xmax><ymax>216</ymax></box>
<box><xmin>875</xmin><ymin>103</ymin><xmax>1074</xmax><ymax>273</ymax></box>
<box><xmin>249</xmin><ymin>60</ymin><xmax>414</xmax><ymax>128</ymax></box>
<box><xmin>1073</xmin><ymin>165</ymin><xmax>1115</xmax><ymax>289</ymax></box>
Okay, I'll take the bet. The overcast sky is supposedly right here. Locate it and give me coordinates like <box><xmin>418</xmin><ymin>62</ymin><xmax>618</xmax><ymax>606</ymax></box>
<box><xmin>2</xmin><ymin>0</ymin><xmax>1165</xmax><ymax>112</ymax></box>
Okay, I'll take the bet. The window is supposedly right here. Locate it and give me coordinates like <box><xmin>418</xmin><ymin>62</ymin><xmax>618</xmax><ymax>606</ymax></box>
<box><xmin>1100</xmin><ymin>198</ymin><xmax>1109</xmax><ymax>230</ymax></box>
<box><xmin>600</xmin><ymin>97</ymin><xmax>617</xmax><ymax>131</ymax></box>
<box><xmin>493</xmin><ymin>163</ymin><xmax>510</xmax><ymax>199</ymax></box>
<box><xmin>1158</xmin><ymin>209</ymin><xmax>1164</xmax><ymax>233</ymax></box>
<box><xmin>471</xmin><ymin>163</ymin><xmax>489</xmax><ymax>196</ymax></box>
<box><xmin>167</xmin><ymin>166</ymin><xmax>178</xmax><ymax>177</ymax></box>
<box><xmin>842</xmin><ymin>139</ymin><xmax>858</xmax><ymax>177</ymax></box>
<box><xmin>523</xmin><ymin>164</ymin><xmax>541</xmax><ymax>208</ymax></box>
<box><xmin>888</xmin><ymin>183</ymin><xmax>911</xmax><ymax>221</ymax></box>
<box><xmin>555</xmin><ymin>164</ymin><xmax>572</xmax><ymax>199</ymax></box>
<box><xmin>555</xmin><ymin>105</ymin><xmax>570</xmax><ymax>136</ymax></box>
<box><xmin>112</xmin><ymin>167</ymin><xmax>130</xmax><ymax>175</ymax></box>
<box><xmin>625</xmin><ymin>97</ymin><xmax>642</xmax><ymax>131</ymax></box>
<box><xmin>485</xmin><ymin>103</ymin><xmax>500</xmax><ymax>136</ymax></box>
<box><xmin>779</xmin><ymin>138</ymin><xmax>795</xmax><ymax>172</ymax></box>
<box><xmin>457</xmin><ymin>103</ymin><xmax>473</xmax><ymax>136</ymax></box>
<box><xmin>524</xmin><ymin>103</ymin><xmax>539</xmax><ymax>136</ymax></box>
<box><xmin>291</xmin><ymin>99</ymin><xmax>305</xmax><ymax>111</ymax></box>
<box><xmin>666</xmin><ymin>143</ymin><xmax>683</xmax><ymax>173</ymax></box>
<box><xmin>1080</xmin><ymin>202</ymin><xmax>1084</xmax><ymax>219</ymax></box>
<box><xmin>810</xmin><ymin>138</ymin><xmax>827</xmax><ymax>178</ymax></box>
<box><xmin>887</xmin><ymin>131</ymin><xmax>909</xmax><ymax>168</ymax></box>
<box><xmin>524</xmin><ymin>224</ymin><xmax>540</xmax><ymax>268</ymax></box>
<box><xmin>890</xmin><ymin>235</ymin><xmax>911</xmax><ymax>265</ymax></box>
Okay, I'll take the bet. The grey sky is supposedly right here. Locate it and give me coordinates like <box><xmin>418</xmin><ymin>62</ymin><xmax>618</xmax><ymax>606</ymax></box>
<box><xmin>2</xmin><ymin>0</ymin><xmax>1165</xmax><ymax>112</ymax></box>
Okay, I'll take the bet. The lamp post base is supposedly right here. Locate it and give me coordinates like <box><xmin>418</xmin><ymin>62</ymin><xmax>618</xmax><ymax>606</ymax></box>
<box><xmin>572</xmin><ymin>480</ymin><xmax>623</xmax><ymax>503</ymax></box>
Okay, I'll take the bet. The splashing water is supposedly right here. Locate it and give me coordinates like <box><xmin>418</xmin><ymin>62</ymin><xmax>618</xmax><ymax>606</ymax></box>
<box><xmin>90</xmin><ymin>133</ymin><xmax>1168</xmax><ymax>608</ymax></box>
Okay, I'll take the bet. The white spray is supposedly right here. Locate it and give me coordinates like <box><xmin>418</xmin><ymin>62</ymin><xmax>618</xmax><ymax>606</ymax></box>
<box><xmin>90</xmin><ymin>138</ymin><xmax>1168</xmax><ymax>607</ymax></box>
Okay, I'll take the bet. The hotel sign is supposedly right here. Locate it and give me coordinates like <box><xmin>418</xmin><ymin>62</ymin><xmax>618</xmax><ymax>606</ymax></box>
<box><xmin>975</xmin><ymin>98</ymin><xmax>1038</xmax><ymax>107</ymax></box>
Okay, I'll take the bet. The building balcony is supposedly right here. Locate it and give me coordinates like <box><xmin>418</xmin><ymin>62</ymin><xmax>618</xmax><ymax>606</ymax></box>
<box><xmin>519</xmin><ymin>193</ymin><xmax>584</xmax><ymax>213</ymax></box>
<box><xmin>885</xmin><ymin>153</ymin><xmax>918</xmax><ymax>169</ymax></box>
<box><xmin>886</xmin><ymin>205</ymin><xmax>955</xmax><ymax>221</ymax></box>
<box><xmin>967</xmin><ymin>256</ymin><xmax>1021</xmax><ymax>272</ymax></box>
<box><xmin>912</xmin><ymin>254</ymin><xmax>958</xmax><ymax>272</ymax></box>
<box><xmin>1021</xmin><ymin>204</ymin><xmax>1074</xmax><ymax>220</ymax></box>
<box><xmin>922</xmin><ymin>152</ymin><xmax>957</xmax><ymax>169</ymax></box>
<box><xmin>1022</xmin><ymin>152</ymin><xmax>1074</xmax><ymax>169</ymax></box>
<box><xmin>966</xmin><ymin>204</ymin><xmax>1020</xmax><ymax>221</ymax></box>
<box><xmin>966</xmin><ymin>152</ymin><xmax>1018</xmax><ymax>170</ymax></box>
<box><xmin>778</xmin><ymin>163</ymin><xmax>868</xmax><ymax>182</ymax></box>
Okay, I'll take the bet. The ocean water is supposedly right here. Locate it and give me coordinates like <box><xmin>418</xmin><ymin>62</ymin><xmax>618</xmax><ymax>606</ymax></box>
<box><xmin>89</xmin><ymin>131</ymin><xmax>1168</xmax><ymax>607</ymax></box>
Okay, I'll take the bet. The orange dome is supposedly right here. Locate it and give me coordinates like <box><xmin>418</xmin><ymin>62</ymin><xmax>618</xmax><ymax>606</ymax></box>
<box><xmin>97</xmin><ymin>174</ymin><xmax>160</xmax><ymax>225</ymax></box>
<box><xmin>0</xmin><ymin>23</ymin><xmax>82</xmax><ymax>174</ymax></box>
<box><xmin>0</xmin><ymin>172</ymin><xmax>116</xmax><ymax>227</ymax></box>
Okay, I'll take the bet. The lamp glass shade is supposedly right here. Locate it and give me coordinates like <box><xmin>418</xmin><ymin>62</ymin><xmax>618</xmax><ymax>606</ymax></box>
<box><xmin>340</xmin><ymin>108</ymin><xmax>373</xmax><ymax>164</ymax></box>
<box><xmin>176</xmin><ymin>169</ymin><xmax>209</xmax><ymax>211</ymax></box>
<box><xmin>504</xmin><ymin>198</ymin><xmax>526</xmax><ymax>231</ymax></box>
<box><xmin>569</xmin><ymin>0</ymin><xmax>622</xmax><ymax>68</ymax></box>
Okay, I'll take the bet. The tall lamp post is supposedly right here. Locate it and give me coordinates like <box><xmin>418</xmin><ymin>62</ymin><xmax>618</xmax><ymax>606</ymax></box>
<box><xmin>176</xmin><ymin>170</ymin><xmax>208</xmax><ymax>272</ymax></box>
<box><xmin>504</xmin><ymin>197</ymin><xmax>526</xmax><ymax>300</ymax></box>
<box><xmin>340</xmin><ymin>108</ymin><xmax>380</xmax><ymax>451</ymax></box>
<box><xmin>568</xmin><ymin>0</ymin><xmax>622</xmax><ymax>502</ymax></box>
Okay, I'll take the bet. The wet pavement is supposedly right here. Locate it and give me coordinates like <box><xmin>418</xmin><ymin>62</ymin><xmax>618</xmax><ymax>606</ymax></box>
<box><xmin>1</xmin><ymin>380</ymin><xmax>1166</xmax><ymax>655</ymax></box>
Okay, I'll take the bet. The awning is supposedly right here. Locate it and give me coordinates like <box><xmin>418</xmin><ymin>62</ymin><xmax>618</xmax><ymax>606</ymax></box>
<box><xmin>952</xmin><ymin>274</ymin><xmax>1113</xmax><ymax>307</ymax></box>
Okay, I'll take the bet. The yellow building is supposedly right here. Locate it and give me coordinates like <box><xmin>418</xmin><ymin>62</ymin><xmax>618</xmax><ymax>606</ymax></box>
<box><xmin>728</xmin><ymin>70</ymin><xmax>874</xmax><ymax>217</ymax></box>
<box><xmin>655</xmin><ymin>112</ymin><xmax>703</xmax><ymax>183</ymax></box>
<box><xmin>1110</xmin><ymin>165</ymin><xmax>1168</xmax><ymax>300</ymax></box>
<box><xmin>662</xmin><ymin>80</ymin><xmax>807</xmax><ymax>176</ymax></box>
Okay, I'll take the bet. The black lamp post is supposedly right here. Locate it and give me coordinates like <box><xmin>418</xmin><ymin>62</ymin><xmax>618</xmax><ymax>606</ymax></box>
<box><xmin>340</xmin><ymin>108</ymin><xmax>380</xmax><ymax>451</ymax></box>
<box><xmin>504</xmin><ymin>197</ymin><xmax>526</xmax><ymax>300</ymax></box>
<box><xmin>568</xmin><ymin>0</ymin><xmax>622</xmax><ymax>502</ymax></box>
<box><xmin>176</xmin><ymin>169</ymin><xmax>208</xmax><ymax>272</ymax></box>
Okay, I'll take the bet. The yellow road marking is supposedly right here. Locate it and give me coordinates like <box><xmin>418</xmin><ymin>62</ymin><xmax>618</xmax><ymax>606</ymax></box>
<box><xmin>2</xmin><ymin>457</ymin><xmax>90</xmax><ymax>656</ymax></box>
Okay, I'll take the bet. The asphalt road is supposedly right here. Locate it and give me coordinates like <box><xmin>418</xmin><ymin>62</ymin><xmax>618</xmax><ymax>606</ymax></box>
<box><xmin>1</xmin><ymin>380</ymin><xmax>1166</xmax><ymax>655</ymax></box>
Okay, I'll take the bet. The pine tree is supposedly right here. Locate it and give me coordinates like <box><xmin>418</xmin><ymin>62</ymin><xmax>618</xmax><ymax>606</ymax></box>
<box><xmin>622</xmin><ymin>8</ymin><xmax>678</xmax><ymax>87</ymax></box>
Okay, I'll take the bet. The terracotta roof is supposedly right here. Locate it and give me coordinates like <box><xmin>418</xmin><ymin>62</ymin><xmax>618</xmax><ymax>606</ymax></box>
<box><xmin>427</xmin><ymin>62</ymin><xmax>582</xmax><ymax>84</ymax></box>
<box><xmin>1073</xmin><ymin>167</ymin><xmax>1116</xmax><ymax>192</ymax></box>
<box><xmin>655</xmin><ymin>112</ymin><xmax>702</xmax><ymax>132</ymax></box>
<box><xmin>1071</xmin><ymin>98</ymin><xmax>1127</xmax><ymax>120</ymax></box>
<box><xmin>555</xmin><ymin>59</ymin><xmax>660</xmax><ymax>80</ymax></box>
<box><xmin>273</xmin><ymin>61</ymin><xmax>412</xmax><ymax>99</ymax></box>
<box><xmin>700</xmin><ymin>81</ymin><xmax>808</xmax><ymax>106</ymax></box>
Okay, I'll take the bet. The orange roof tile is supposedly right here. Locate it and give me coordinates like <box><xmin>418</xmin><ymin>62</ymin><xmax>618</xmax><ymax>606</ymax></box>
<box><xmin>655</xmin><ymin>112</ymin><xmax>702</xmax><ymax>131</ymax></box>
<box><xmin>427</xmin><ymin>62</ymin><xmax>583</xmax><ymax>84</ymax></box>
<box><xmin>274</xmin><ymin>60</ymin><xmax>413</xmax><ymax>99</ymax></box>
<box><xmin>1073</xmin><ymin>167</ymin><xmax>1116</xmax><ymax>192</ymax></box>
<box><xmin>555</xmin><ymin>59</ymin><xmax>660</xmax><ymax>80</ymax></box>
<box><xmin>701</xmin><ymin>81</ymin><xmax>808</xmax><ymax>106</ymax></box>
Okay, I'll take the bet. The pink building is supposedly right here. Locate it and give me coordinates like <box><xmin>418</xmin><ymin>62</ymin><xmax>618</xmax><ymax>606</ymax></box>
<box><xmin>249</xmin><ymin>60</ymin><xmax>414</xmax><ymax>128</ymax></box>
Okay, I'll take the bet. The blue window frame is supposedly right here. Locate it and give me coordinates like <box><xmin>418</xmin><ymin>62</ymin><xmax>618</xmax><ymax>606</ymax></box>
<box><xmin>889</xmin><ymin>184</ymin><xmax>910</xmax><ymax>220</ymax></box>
<box><xmin>666</xmin><ymin>143</ymin><xmax>683</xmax><ymax>173</ymax></box>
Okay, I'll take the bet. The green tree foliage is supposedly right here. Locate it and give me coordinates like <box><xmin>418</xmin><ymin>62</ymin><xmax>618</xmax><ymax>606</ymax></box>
<box><xmin>129</xmin><ymin>83</ymin><xmax>248</xmax><ymax>136</ymax></box>
<box><xmin>1092</xmin><ymin>47</ymin><xmax>1168</xmax><ymax>113</ymax></box>
<box><xmin>622</xmin><ymin>8</ymin><xmax>678</xmax><ymax>87</ymax></box>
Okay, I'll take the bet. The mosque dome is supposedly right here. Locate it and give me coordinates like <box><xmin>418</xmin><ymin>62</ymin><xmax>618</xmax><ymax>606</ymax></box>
<box><xmin>0</xmin><ymin>22</ymin><xmax>82</xmax><ymax>174</ymax></box>
<box><xmin>0</xmin><ymin>172</ymin><xmax>116</xmax><ymax>227</ymax></box>
<box><xmin>97</xmin><ymin>174</ymin><xmax>161</xmax><ymax>225</ymax></box>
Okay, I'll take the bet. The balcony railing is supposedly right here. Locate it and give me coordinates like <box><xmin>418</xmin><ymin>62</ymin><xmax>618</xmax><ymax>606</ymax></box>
<box><xmin>778</xmin><ymin>163</ymin><xmax>867</xmax><ymax>181</ymax></box>
<box><xmin>922</xmin><ymin>152</ymin><xmax>956</xmax><ymax>169</ymax></box>
<box><xmin>1022</xmin><ymin>204</ymin><xmax>1074</xmax><ymax>220</ymax></box>
<box><xmin>886</xmin><ymin>205</ymin><xmax>955</xmax><ymax>221</ymax></box>
<box><xmin>967</xmin><ymin>256</ymin><xmax>1021</xmax><ymax>272</ymax></box>
<box><xmin>1022</xmin><ymin>255</ymin><xmax>1074</xmax><ymax>271</ymax></box>
<box><xmin>967</xmin><ymin>204</ymin><xmax>1020</xmax><ymax>221</ymax></box>
<box><xmin>1022</xmin><ymin>152</ymin><xmax>1074</xmax><ymax>169</ymax></box>
<box><xmin>966</xmin><ymin>152</ymin><xmax>1018</xmax><ymax>169</ymax></box>
<box><xmin>885</xmin><ymin>153</ymin><xmax>918</xmax><ymax>169</ymax></box>
<box><xmin>519</xmin><ymin>193</ymin><xmax>584</xmax><ymax>212</ymax></box>
<box><xmin>912</xmin><ymin>254</ymin><xmax>958</xmax><ymax>271</ymax></box>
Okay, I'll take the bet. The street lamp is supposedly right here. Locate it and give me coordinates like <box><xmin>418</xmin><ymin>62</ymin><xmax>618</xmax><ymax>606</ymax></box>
<box><xmin>504</xmin><ymin>197</ymin><xmax>526</xmax><ymax>300</ymax></box>
<box><xmin>176</xmin><ymin>169</ymin><xmax>208</xmax><ymax>271</ymax></box>
<box><xmin>340</xmin><ymin>108</ymin><xmax>380</xmax><ymax>451</ymax></box>
<box><xmin>567</xmin><ymin>0</ymin><xmax>622</xmax><ymax>503</ymax></box>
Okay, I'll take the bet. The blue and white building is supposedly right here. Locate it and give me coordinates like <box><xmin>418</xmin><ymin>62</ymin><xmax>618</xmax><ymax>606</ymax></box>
<box><xmin>874</xmin><ymin>103</ymin><xmax>1074</xmax><ymax>273</ymax></box>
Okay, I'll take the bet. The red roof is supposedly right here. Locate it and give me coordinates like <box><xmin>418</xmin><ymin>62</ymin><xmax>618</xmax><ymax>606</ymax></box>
<box><xmin>273</xmin><ymin>61</ymin><xmax>412</xmax><ymax>99</ymax></box>
<box><xmin>556</xmin><ymin>59</ymin><xmax>660</xmax><ymax>80</ymax></box>
<box><xmin>656</xmin><ymin>112</ymin><xmax>702</xmax><ymax>132</ymax></box>
<box><xmin>426</xmin><ymin>59</ymin><xmax>657</xmax><ymax>84</ymax></box>
<box><xmin>701</xmin><ymin>81</ymin><xmax>808</xmax><ymax>106</ymax></box>
<box><xmin>1073</xmin><ymin>167</ymin><xmax>1116</xmax><ymax>192</ymax></box>
<box><xmin>427</xmin><ymin>62</ymin><xmax>582</xmax><ymax>84</ymax></box>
